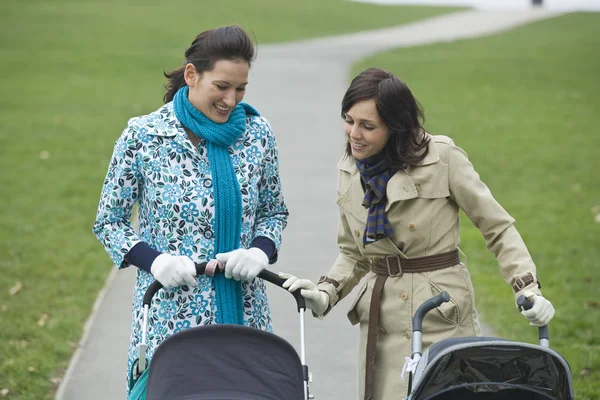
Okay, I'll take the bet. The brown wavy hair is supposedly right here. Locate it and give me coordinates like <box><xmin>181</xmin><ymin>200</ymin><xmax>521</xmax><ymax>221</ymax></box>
<box><xmin>341</xmin><ymin>67</ymin><xmax>429</xmax><ymax>169</ymax></box>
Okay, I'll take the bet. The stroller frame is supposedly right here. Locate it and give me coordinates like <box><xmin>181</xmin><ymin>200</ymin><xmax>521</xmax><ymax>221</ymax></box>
<box><xmin>404</xmin><ymin>292</ymin><xmax>574</xmax><ymax>400</ymax></box>
<box><xmin>131</xmin><ymin>262</ymin><xmax>314</xmax><ymax>400</ymax></box>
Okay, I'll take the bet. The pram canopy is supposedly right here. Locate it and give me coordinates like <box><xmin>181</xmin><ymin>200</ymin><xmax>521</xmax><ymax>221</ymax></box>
<box><xmin>145</xmin><ymin>324</ymin><xmax>305</xmax><ymax>400</ymax></box>
<box><xmin>411</xmin><ymin>337</ymin><xmax>573</xmax><ymax>400</ymax></box>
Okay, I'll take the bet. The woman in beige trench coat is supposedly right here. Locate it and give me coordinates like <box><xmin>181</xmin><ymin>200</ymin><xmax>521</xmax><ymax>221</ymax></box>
<box><xmin>280</xmin><ymin>68</ymin><xmax>555</xmax><ymax>400</ymax></box>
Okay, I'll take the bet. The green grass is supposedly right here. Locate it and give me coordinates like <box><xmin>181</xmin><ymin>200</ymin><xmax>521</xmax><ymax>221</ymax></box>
<box><xmin>352</xmin><ymin>11</ymin><xmax>600</xmax><ymax>399</ymax></box>
<box><xmin>0</xmin><ymin>0</ymin><xmax>460</xmax><ymax>398</ymax></box>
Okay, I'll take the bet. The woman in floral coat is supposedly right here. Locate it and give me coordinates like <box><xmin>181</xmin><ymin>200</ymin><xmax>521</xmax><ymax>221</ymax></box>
<box><xmin>93</xmin><ymin>25</ymin><xmax>288</xmax><ymax>394</ymax></box>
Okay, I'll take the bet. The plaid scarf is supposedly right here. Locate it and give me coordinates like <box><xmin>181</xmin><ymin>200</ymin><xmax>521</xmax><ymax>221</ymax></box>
<box><xmin>355</xmin><ymin>152</ymin><xmax>395</xmax><ymax>245</ymax></box>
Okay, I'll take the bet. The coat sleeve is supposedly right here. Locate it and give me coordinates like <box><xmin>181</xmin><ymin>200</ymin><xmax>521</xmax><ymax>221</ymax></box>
<box><xmin>252</xmin><ymin>118</ymin><xmax>289</xmax><ymax>260</ymax></box>
<box><xmin>92</xmin><ymin>123</ymin><xmax>143</xmax><ymax>269</ymax></box>
<box><xmin>446</xmin><ymin>141</ymin><xmax>542</xmax><ymax>302</ymax></box>
<box><xmin>316</xmin><ymin>171</ymin><xmax>371</xmax><ymax>316</ymax></box>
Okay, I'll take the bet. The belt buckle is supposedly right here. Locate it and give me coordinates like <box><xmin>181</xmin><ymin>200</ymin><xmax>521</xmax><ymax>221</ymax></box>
<box><xmin>385</xmin><ymin>255</ymin><xmax>402</xmax><ymax>277</ymax></box>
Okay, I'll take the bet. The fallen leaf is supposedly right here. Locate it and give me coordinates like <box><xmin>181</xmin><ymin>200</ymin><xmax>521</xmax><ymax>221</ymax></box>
<box><xmin>9</xmin><ymin>340</ymin><xmax>28</xmax><ymax>349</ymax></box>
<box><xmin>39</xmin><ymin>150</ymin><xmax>50</xmax><ymax>160</ymax></box>
<box><xmin>585</xmin><ymin>301</ymin><xmax>600</xmax><ymax>309</ymax></box>
<box><xmin>28</xmin><ymin>366</ymin><xmax>36</xmax><ymax>372</ymax></box>
<box><xmin>9</xmin><ymin>281</ymin><xmax>22</xmax><ymax>296</ymax></box>
<box><xmin>595</xmin><ymin>214</ymin><xmax>600</xmax><ymax>224</ymax></box>
<box><xmin>38</xmin><ymin>313</ymin><xmax>49</xmax><ymax>327</ymax></box>
<box><xmin>580</xmin><ymin>368</ymin><xmax>593</xmax><ymax>376</ymax></box>
<box><xmin>0</xmin><ymin>388</ymin><xmax>9</xmax><ymax>396</ymax></box>
<box><xmin>49</xmin><ymin>377</ymin><xmax>61</xmax><ymax>386</ymax></box>
<box><xmin>1</xmin><ymin>305</ymin><xmax>7</xmax><ymax>312</ymax></box>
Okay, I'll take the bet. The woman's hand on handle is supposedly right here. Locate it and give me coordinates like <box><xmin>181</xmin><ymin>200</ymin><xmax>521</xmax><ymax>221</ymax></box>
<box><xmin>278</xmin><ymin>273</ymin><xmax>329</xmax><ymax>316</ymax></box>
<box><xmin>216</xmin><ymin>248</ymin><xmax>269</xmax><ymax>281</ymax></box>
<box><xmin>150</xmin><ymin>254</ymin><xmax>197</xmax><ymax>289</ymax></box>
<box><xmin>520</xmin><ymin>291</ymin><xmax>555</xmax><ymax>327</ymax></box>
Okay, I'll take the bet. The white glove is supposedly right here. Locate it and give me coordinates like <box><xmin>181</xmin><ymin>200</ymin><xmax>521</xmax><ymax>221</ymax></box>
<box><xmin>278</xmin><ymin>273</ymin><xmax>329</xmax><ymax>316</ymax></box>
<box><xmin>150</xmin><ymin>254</ymin><xmax>197</xmax><ymax>289</ymax></box>
<box><xmin>216</xmin><ymin>247</ymin><xmax>268</xmax><ymax>281</ymax></box>
<box><xmin>520</xmin><ymin>291</ymin><xmax>555</xmax><ymax>327</ymax></box>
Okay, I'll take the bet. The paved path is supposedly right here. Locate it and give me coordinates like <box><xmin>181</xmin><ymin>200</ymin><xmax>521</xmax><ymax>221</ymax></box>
<box><xmin>56</xmin><ymin>8</ymin><xmax>564</xmax><ymax>400</ymax></box>
<box><xmin>352</xmin><ymin>0</ymin><xmax>600</xmax><ymax>11</ymax></box>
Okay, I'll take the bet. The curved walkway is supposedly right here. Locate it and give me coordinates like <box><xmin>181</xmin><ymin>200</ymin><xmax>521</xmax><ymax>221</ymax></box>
<box><xmin>56</xmin><ymin>8</ymin><xmax>563</xmax><ymax>400</ymax></box>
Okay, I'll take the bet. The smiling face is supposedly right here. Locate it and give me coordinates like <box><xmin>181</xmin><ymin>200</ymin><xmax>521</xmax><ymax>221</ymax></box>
<box><xmin>184</xmin><ymin>59</ymin><xmax>250</xmax><ymax>123</ymax></box>
<box><xmin>344</xmin><ymin>99</ymin><xmax>390</xmax><ymax>160</ymax></box>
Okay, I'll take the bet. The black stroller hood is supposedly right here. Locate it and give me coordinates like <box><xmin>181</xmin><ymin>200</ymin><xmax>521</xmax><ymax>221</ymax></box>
<box><xmin>145</xmin><ymin>324</ymin><xmax>305</xmax><ymax>400</ymax></box>
<box><xmin>412</xmin><ymin>337</ymin><xmax>573</xmax><ymax>400</ymax></box>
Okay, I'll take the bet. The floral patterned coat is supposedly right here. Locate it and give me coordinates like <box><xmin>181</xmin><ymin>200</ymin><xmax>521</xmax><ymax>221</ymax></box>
<box><xmin>92</xmin><ymin>102</ymin><xmax>288</xmax><ymax>391</ymax></box>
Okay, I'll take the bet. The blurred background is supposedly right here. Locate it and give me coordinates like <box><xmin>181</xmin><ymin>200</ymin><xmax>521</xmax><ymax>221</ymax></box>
<box><xmin>0</xmin><ymin>0</ymin><xmax>598</xmax><ymax>399</ymax></box>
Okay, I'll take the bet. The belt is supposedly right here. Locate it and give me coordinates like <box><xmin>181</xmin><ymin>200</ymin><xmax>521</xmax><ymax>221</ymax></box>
<box><xmin>363</xmin><ymin>249</ymin><xmax>461</xmax><ymax>400</ymax></box>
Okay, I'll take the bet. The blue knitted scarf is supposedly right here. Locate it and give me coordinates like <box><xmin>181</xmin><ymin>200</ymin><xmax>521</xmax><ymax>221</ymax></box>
<box><xmin>173</xmin><ymin>86</ymin><xmax>259</xmax><ymax>325</ymax></box>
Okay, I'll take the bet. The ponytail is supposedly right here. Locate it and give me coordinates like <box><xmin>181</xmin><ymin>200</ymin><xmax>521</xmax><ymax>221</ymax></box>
<box><xmin>163</xmin><ymin>66</ymin><xmax>186</xmax><ymax>104</ymax></box>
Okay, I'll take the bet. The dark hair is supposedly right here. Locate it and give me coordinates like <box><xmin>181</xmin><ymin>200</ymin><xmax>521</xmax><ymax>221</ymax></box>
<box><xmin>341</xmin><ymin>67</ymin><xmax>429</xmax><ymax>169</ymax></box>
<box><xmin>163</xmin><ymin>25</ymin><xmax>256</xmax><ymax>103</ymax></box>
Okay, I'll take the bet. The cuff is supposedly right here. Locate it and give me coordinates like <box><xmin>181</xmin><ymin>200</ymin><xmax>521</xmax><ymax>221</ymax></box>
<box><xmin>512</xmin><ymin>272</ymin><xmax>542</xmax><ymax>306</ymax></box>
<box><xmin>250</xmin><ymin>236</ymin><xmax>278</xmax><ymax>264</ymax></box>
<box><xmin>315</xmin><ymin>276</ymin><xmax>341</xmax><ymax>317</ymax></box>
<box><xmin>125</xmin><ymin>242</ymin><xmax>161</xmax><ymax>273</ymax></box>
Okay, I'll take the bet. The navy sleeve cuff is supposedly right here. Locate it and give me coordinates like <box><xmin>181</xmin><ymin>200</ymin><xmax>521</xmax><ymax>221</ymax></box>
<box><xmin>125</xmin><ymin>242</ymin><xmax>162</xmax><ymax>273</ymax></box>
<box><xmin>250</xmin><ymin>236</ymin><xmax>278</xmax><ymax>264</ymax></box>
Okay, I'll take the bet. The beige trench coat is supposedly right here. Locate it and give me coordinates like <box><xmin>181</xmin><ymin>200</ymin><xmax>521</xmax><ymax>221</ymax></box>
<box><xmin>316</xmin><ymin>134</ymin><xmax>543</xmax><ymax>400</ymax></box>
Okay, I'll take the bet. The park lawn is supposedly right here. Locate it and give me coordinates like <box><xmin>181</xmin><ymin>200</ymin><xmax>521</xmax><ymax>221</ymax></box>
<box><xmin>0</xmin><ymin>0</ymin><xmax>462</xmax><ymax>398</ymax></box>
<box><xmin>352</xmin><ymin>11</ymin><xmax>600</xmax><ymax>400</ymax></box>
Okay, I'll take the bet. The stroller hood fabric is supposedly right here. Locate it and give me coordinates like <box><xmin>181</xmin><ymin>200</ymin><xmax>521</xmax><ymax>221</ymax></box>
<box><xmin>410</xmin><ymin>337</ymin><xmax>573</xmax><ymax>400</ymax></box>
<box><xmin>145</xmin><ymin>324</ymin><xmax>305</xmax><ymax>400</ymax></box>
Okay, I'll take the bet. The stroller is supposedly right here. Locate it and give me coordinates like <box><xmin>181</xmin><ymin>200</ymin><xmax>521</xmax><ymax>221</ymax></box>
<box><xmin>403</xmin><ymin>291</ymin><xmax>574</xmax><ymax>400</ymax></box>
<box><xmin>128</xmin><ymin>262</ymin><xmax>313</xmax><ymax>400</ymax></box>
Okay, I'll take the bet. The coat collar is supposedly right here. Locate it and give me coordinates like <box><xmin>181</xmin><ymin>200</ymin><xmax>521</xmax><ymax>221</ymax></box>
<box><xmin>337</xmin><ymin>133</ymin><xmax>439</xmax><ymax>212</ymax></box>
<box><xmin>138</xmin><ymin>102</ymin><xmax>197</xmax><ymax>153</ymax></box>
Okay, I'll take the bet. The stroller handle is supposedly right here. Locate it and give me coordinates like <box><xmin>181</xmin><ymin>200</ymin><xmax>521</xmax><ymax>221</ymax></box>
<box><xmin>516</xmin><ymin>295</ymin><xmax>549</xmax><ymax>341</ymax></box>
<box><xmin>412</xmin><ymin>291</ymin><xmax>451</xmax><ymax>332</ymax></box>
<box><xmin>143</xmin><ymin>262</ymin><xmax>307</xmax><ymax>312</ymax></box>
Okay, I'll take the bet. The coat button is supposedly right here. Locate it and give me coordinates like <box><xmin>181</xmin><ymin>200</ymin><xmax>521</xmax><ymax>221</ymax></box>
<box><xmin>415</xmin><ymin>184</ymin><xmax>421</xmax><ymax>192</ymax></box>
<box><xmin>400</xmin><ymin>292</ymin><xmax>408</xmax><ymax>301</ymax></box>
<box><xmin>379</xmin><ymin>326</ymin><xmax>386</xmax><ymax>334</ymax></box>
<box><xmin>372</xmin><ymin>257</ymin><xmax>381</xmax><ymax>264</ymax></box>
<box><xmin>405</xmin><ymin>329</ymin><xmax>411</xmax><ymax>339</ymax></box>
<box><xmin>354</xmin><ymin>229</ymin><xmax>360</xmax><ymax>237</ymax></box>
<box><xmin>408</xmin><ymin>223</ymin><xmax>416</xmax><ymax>231</ymax></box>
